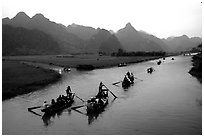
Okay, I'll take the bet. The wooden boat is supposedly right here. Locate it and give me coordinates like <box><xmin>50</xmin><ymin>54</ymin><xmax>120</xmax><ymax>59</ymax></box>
<box><xmin>122</xmin><ymin>74</ymin><xmax>134</xmax><ymax>88</ymax></box>
<box><xmin>118</xmin><ymin>63</ymin><xmax>127</xmax><ymax>67</ymax></box>
<box><xmin>41</xmin><ymin>93</ymin><xmax>75</xmax><ymax>114</ymax></box>
<box><xmin>86</xmin><ymin>87</ymin><xmax>109</xmax><ymax>114</ymax></box>
<box><xmin>86</xmin><ymin>97</ymin><xmax>108</xmax><ymax>114</ymax></box>
<box><xmin>157</xmin><ymin>60</ymin><xmax>161</xmax><ymax>65</ymax></box>
<box><xmin>64</xmin><ymin>67</ymin><xmax>71</xmax><ymax>72</ymax></box>
<box><xmin>147</xmin><ymin>67</ymin><xmax>154</xmax><ymax>74</ymax></box>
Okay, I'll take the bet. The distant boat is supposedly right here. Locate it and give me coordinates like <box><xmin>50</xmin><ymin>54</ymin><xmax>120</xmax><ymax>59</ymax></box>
<box><xmin>118</xmin><ymin>63</ymin><xmax>127</xmax><ymax>67</ymax></box>
<box><xmin>64</xmin><ymin>67</ymin><xmax>71</xmax><ymax>72</ymax></box>
<box><xmin>147</xmin><ymin>67</ymin><xmax>154</xmax><ymax>74</ymax></box>
<box><xmin>157</xmin><ymin>60</ymin><xmax>161</xmax><ymax>65</ymax></box>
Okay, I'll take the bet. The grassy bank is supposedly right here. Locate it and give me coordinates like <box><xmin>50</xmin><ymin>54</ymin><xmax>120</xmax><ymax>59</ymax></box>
<box><xmin>2</xmin><ymin>60</ymin><xmax>61</xmax><ymax>100</ymax></box>
<box><xmin>2</xmin><ymin>55</ymin><xmax>163</xmax><ymax>100</ymax></box>
<box><xmin>189</xmin><ymin>53</ymin><xmax>202</xmax><ymax>83</ymax></box>
<box><xmin>3</xmin><ymin>54</ymin><xmax>163</xmax><ymax>69</ymax></box>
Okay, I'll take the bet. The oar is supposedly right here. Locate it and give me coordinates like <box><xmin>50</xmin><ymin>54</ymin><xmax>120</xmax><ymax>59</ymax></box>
<box><xmin>27</xmin><ymin>106</ymin><xmax>42</xmax><ymax>111</ymax></box>
<box><xmin>112</xmin><ymin>81</ymin><xmax>122</xmax><ymax>85</ymax></box>
<box><xmin>70</xmin><ymin>104</ymin><xmax>87</xmax><ymax>110</ymax></box>
<box><xmin>102</xmin><ymin>83</ymin><xmax>117</xmax><ymax>98</ymax></box>
<box><xmin>28</xmin><ymin>109</ymin><xmax>42</xmax><ymax>117</ymax></box>
<box><xmin>75</xmin><ymin>94</ymin><xmax>85</xmax><ymax>102</ymax></box>
<box><xmin>134</xmin><ymin>77</ymin><xmax>143</xmax><ymax>81</ymax></box>
<box><xmin>73</xmin><ymin>109</ymin><xmax>87</xmax><ymax>116</ymax></box>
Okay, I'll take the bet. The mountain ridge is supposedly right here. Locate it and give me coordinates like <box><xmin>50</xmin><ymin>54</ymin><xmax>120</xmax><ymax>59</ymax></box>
<box><xmin>2</xmin><ymin>12</ymin><xmax>202</xmax><ymax>55</ymax></box>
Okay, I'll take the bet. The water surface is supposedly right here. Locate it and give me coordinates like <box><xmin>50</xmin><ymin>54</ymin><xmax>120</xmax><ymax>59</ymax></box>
<box><xmin>2</xmin><ymin>56</ymin><xmax>202</xmax><ymax>135</ymax></box>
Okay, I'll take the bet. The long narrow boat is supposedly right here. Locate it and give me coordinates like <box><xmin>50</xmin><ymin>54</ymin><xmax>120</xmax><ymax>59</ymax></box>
<box><xmin>122</xmin><ymin>73</ymin><xmax>134</xmax><ymax>88</ymax></box>
<box><xmin>147</xmin><ymin>67</ymin><xmax>154</xmax><ymax>74</ymax></box>
<box><xmin>157</xmin><ymin>60</ymin><xmax>162</xmax><ymax>65</ymax></box>
<box><xmin>86</xmin><ymin>86</ymin><xmax>109</xmax><ymax>114</ymax></box>
<box><xmin>41</xmin><ymin>93</ymin><xmax>75</xmax><ymax>115</ymax></box>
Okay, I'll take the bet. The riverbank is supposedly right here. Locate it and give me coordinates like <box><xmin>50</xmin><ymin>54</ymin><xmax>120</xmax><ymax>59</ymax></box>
<box><xmin>2</xmin><ymin>60</ymin><xmax>61</xmax><ymax>100</ymax></box>
<box><xmin>3</xmin><ymin>54</ymin><xmax>163</xmax><ymax>69</ymax></box>
<box><xmin>2</xmin><ymin>55</ymin><xmax>164</xmax><ymax>100</ymax></box>
<box><xmin>189</xmin><ymin>53</ymin><xmax>202</xmax><ymax>83</ymax></box>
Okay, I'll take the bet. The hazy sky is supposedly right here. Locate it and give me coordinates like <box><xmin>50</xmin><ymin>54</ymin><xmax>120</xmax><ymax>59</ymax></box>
<box><xmin>2</xmin><ymin>0</ymin><xmax>202</xmax><ymax>38</ymax></box>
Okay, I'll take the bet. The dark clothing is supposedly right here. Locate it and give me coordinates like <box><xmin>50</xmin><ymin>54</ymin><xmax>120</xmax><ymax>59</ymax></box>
<box><xmin>66</xmin><ymin>86</ymin><xmax>71</xmax><ymax>96</ymax></box>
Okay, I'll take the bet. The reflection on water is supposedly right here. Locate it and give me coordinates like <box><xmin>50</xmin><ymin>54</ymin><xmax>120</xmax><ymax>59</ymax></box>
<box><xmin>2</xmin><ymin>56</ymin><xmax>202</xmax><ymax>135</ymax></box>
<box><xmin>42</xmin><ymin>108</ymin><xmax>72</xmax><ymax>127</ymax></box>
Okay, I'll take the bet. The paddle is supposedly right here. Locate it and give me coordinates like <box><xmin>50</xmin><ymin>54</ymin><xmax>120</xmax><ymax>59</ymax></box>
<box><xmin>27</xmin><ymin>106</ymin><xmax>43</xmax><ymax>111</ymax></box>
<box><xmin>73</xmin><ymin>109</ymin><xmax>87</xmax><ymax>116</ymax></box>
<box><xmin>28</xmin><ymin>109</ymin><xmax>42</xmax><ymax>117</ymax></box>
<box><xmin>134</xmin><ymin>77</ymin><xmax>143</xmax><ymax>81</ymax></box>
<box><xmin>70</xmin><ymin>104</ymin><xmax>86</xmax><ymax>110</ymax></box>
<box><xmin>112</xmin><ymin>81</ymin><xmax>122</xmax><ymax>85</ymax></box>
<box><xmin>75</xmin><ymin>94</ymin><xmax>85</xmax><ymax>102</ymax></box>
<box><xmin>102</xmin><ymin>83</ymin><xmax>117</xmax><ymax>98</ymax></box>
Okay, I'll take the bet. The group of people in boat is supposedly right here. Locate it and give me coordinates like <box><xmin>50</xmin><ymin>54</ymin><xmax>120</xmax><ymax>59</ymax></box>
<box><xmin>157</xmin><ymin>60</ymin><xmax>162</xmax><ymax>65</ymax></box>
<box><xmin>122</xmin><ymin>72</ymin><xmax>134</xmax><ymax>86</ymax></box>
<box><xmin>147</xmin><ymin>67</ymin><xmax>154</xmax><ymax>74</ymax></box>
<box><xmin>42</xmin><ymin>86</ymin><xmax>74</xmax><ymax>110</ymax></box>
<box><xmin>87</xmin><ymin>82</ymin><xmax>109</xmax><ymax>112</ymax></box>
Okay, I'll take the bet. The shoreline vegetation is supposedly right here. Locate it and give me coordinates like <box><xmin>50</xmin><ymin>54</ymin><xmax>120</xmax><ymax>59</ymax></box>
<box><xmin>2</xmin><ymin>61</ymin><xmax>61</xmax><ymax>100</ymax></box>
<box><xmin>189</xmin><ymin>53</ymin><xmax>202</xmax><ymax>83</ymax></box>
<box><xmin>2</xmin><ymin>54</ymin><xmax>167</xmax><ymax>101</ymax></box>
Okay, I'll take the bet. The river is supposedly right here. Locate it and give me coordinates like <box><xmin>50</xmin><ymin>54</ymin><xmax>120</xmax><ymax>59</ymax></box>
<box><xmin>2</xmin><ymin>56</ymin><xmax>202</xmax><ymax>135</ymax></box>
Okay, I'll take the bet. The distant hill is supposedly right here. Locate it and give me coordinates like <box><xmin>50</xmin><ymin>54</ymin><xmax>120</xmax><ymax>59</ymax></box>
<box><xmin>138</xmin><ymin>31</ymin><xmax>169</xmax><ymax>52</ymax></box>
<box><xmin>163</xmin><ymin>35</ymin><xmax>202</xmax><ymax>52</ymax></box>
<box><xmin>2</xmin><ymin>25</ymin><xmax>60</xmax><ymax>56</ymax></box>
<box><xmin>2</xmin><ymin>12</ymin><xmax>202</xmax><ymax>55</ymax></box>
<box><xmin>66</xmin><ymin>23</ymin><xmax>97</xmax><ymax>40</ymax></box>
<box><xmin>85</xmin><ymin>28</ymin><xmax>123</xmax><ymax>53</ymax></box>
<box><xmin>116</xmin><ymin>23</ymin><xmax>164</xmax><ymax>52</ymax></box>
<box><xmin>99</xmin><ymin>34</ymin><xmax>123</xmax><ymax>54</ymax></box>
<box><xmin>2</xmin><ymin>12</ymin><xmax>84</xmax><ymax>53</ymax></box>
<box><xmin>190</xmin><ymin>37</ymin><xmax>202</xmax><ymax>46</ymax></box>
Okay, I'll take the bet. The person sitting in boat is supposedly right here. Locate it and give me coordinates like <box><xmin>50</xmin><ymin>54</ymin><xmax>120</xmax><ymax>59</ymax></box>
<box><xmin>66</xmin><ymin>86</ymin><xmax>74</xmax><ymax>99</ymax></box>
<box><xmin>57</xmin><ymin>95</ymin><xmax>63</xmax><ymax>105</ymax></box>
<box><xmin>127</xmin><ymin>72</ymin><xmax>130</xmax><ymax>78</ymax></box>
<box><xmin>97</xmin><ymin>82</ymin><xmax>108</xmax><ymax>98</ymax></box>
<box><xmin>61</xmin><ymin>95</ymin><xmax>66</xmax><ymax>104</ymax></box>
<box><xmin>51</xmin><ymin>99</ymin><xmax>55</xmax><ymax>105</ymax></box>
<box><xmin>98</xmin><ymin>98</ymin><xmax>105</xmax><ymax>106</ymax></box>
<box><xmin>127</xmin><ymin>72</ymin><xmax>133</xmax><ymax>82</ymax></box>
<box><xmin>124</xmin><ymin>75</ymin><xmax>131</xmax><ymax>83</ymax></box>
<box><xmin>99</xmin><ymin>82</ymin><xmax>103</xmax><ymax>92</ymax></box>
<box><xmin>43</xmin><ymin>100</ymin><xmax>49</xmax><ymax>109</ymax></box>
<box><xmin>95</xmin><ymin>98</ymin><xmax>99</xmax><ymax>104</ymax></box>
<box><xmin>130</xmin><ymin>73</ymin><xmax>134</xmax><ymax>82</ymax></box>
<box><xmin>103</xmin><ymin>90</ymin><xmax>108</xmax><ymax>98</ymax></box>
<box><xmin>66</xmin><ymin>86</ymin><xmax>72</xmax><ymax>96</ymax></box>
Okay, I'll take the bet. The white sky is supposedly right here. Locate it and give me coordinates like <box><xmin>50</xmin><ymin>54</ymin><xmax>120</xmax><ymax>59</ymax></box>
<box><xmin>2</xmin><ymin>0</ymin><xmax>202</xmax><ymax>39</ymax></box>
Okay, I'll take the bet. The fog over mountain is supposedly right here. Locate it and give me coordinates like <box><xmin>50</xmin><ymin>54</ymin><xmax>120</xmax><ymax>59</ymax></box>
<box><xmin>2</xmin><ymin>12</ymin><xmax>202</xmax><ymax>55</ymax></box>
<box><xmin>116</xmin><ymin>23</ymin><xmax>164</xmax><ymax>52</ymax></box>
<box><xmin>138</xmin><ymin>31</ymin><xmax>169</xmax><ymax>52</ymax></box>
<box><xmin>84</xmin><ymin>28</ymin><xmax>122</xmax><ymax>53</ymax></box>
<box><xmin>67</xmin><ymin>23</ymin><xmax>97</xmax><ymax>40</ymax></box>
<box><xmin>163</xmin><ymin>35</ymin><xmax>202</xmax><ymax>52</ymax></box>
